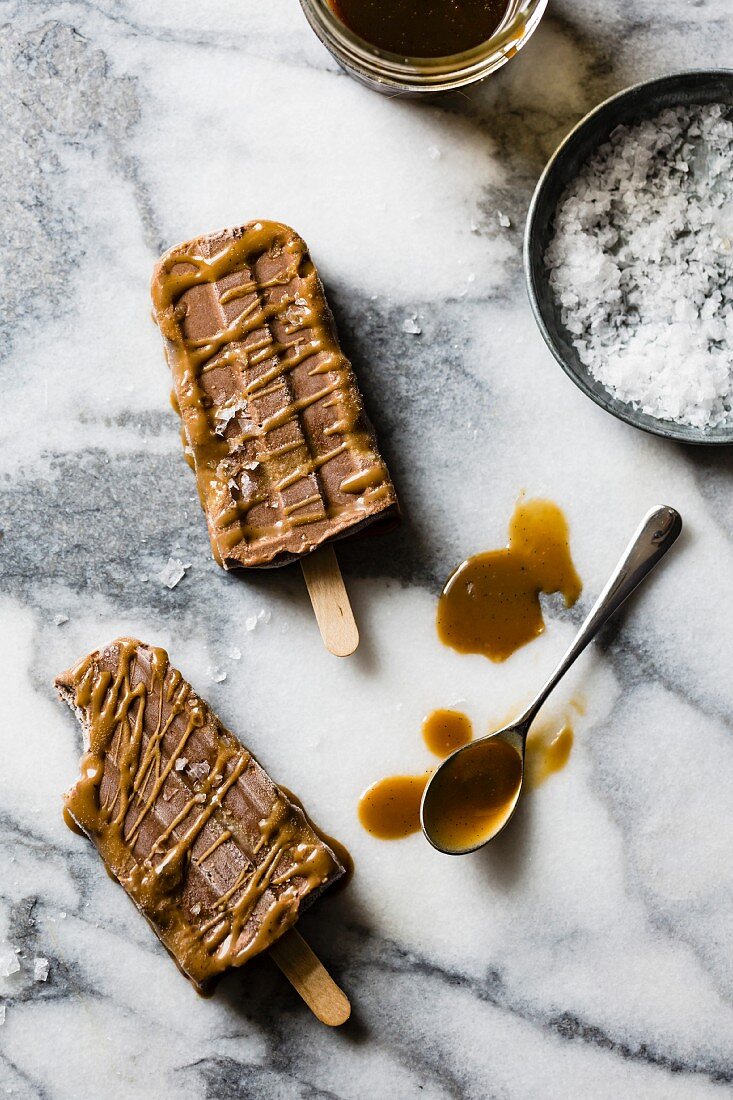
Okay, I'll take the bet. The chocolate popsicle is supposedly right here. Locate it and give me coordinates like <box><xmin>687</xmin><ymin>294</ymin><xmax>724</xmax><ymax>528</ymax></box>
<box><xmin>56</xmin><ymin>638</ymin><xmax>348</xmax><ymax>1018</ymax></box>
<box><xmin>151</xmin><ymin>221</ymin><xmax>398</xmax><ymax>653</ymax></box>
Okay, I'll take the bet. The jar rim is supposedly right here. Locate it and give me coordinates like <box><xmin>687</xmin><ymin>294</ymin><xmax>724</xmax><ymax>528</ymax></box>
<box><xmin>301</xmin><ymin>0</ymin><xmax>547</xmax><ymax>86</ymax></box>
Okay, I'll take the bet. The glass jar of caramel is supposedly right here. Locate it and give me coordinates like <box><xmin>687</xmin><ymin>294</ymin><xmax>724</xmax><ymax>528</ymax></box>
<box><xmin>300</xmin><ymin>0</ymin><xmax>547</xmax><ymax>95</ymax></box>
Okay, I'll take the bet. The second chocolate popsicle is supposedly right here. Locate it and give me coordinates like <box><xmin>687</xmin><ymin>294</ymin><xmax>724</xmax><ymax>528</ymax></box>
<box><xmin>57</xmin><ymin>638</ymin><xmax>349</xmax><ymax>1022</ymax></box>
<box><xmin>151</xmin><ymin>221</ymin><xmax>398</xmax><ymax>651</ymax></box>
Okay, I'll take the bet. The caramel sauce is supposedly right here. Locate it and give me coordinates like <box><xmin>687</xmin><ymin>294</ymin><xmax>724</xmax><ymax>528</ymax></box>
<box><xmin>422</xmin><ymin>709</ymin><xmax>473</xmax><ymax>757</ymax></box>
<box><xmin>357</xmin><ymin>774</ymin><xmax>430</xmax><ymax>840</ymax></box>
<box><xmin>359</xmin><ymin>705</ymin><xmax>578</xmax><ymax>842</ymax></box>
<box><xmin>525</xmin><ymin>722</ymin><xmax>574</xmax><ymax>788</ymax></box>
<box><xmin>62</xmin><ymin>805</ymin><xmax>85</xmax><ymax>835</ymax></box>
<box><xmin>279</xmin><ymin>785</ymin><xmax>354</xmax><ymax>889</ymax></box>
<box><xmin>422</xmin><ymin>738</ymin><xmax>522</xmax><ymax>852</ymax></box>
<box><xmin>330</xmin><ymin>0</ymin><xmax>509</xmax><ymax>58</ymax></box>
<box><xmin>437</xmin><ymin>498</ymin><xmax>582</xmax><ymax>662</ymax></box>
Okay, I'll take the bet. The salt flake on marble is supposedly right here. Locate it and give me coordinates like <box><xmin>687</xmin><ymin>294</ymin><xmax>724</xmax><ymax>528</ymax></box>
<box><xmin>53</xmin><ymin>614</ymin><xmax>69</xmax><ymax>626</ymax></box>
<box><xmin>245</xmin><ymin>615</ymin><xmax>258</xmax><ymax>631</ymax></box>
<box><xmin>209</xmin><ymin>667</ymin><xmax>226</xmax><ymax>683</ymax></box>
<box><xmin>229</xmin><ymin>646</ymin><xmax>242</xmax><ymax>660</ymax></box>
<box><xmin>257</xmin><ymin>609</ymin><xmax>271</xmax><ymax>625</ymax></box>
<box><xmin>160</xmin><ymin>558</ymin><xmax>187</xmax><ymax>589</ymax></box>
<box><xmin>33</xmin><ymin>957</ymin><xmax>49</xmax><ymax>982</ymax></box>
<box><xmin>0</xmin><ymin>953</ymin><xmax>20</xmax><ymax>977</ymax></box>
<box><xmin>496</xmin><ymin>211</ymin><xmax>511</xmax><ymax>228</ymax></box>
<box><xmin>402</xmin><ymin>315</ymin><xmax>422</xmax><ymax>335</ymax></box>
<box><xmin>427</xmin><ymin>145</ymin><xmax>442</xmax><ymax>160</ymax></box>
<box><xmin>0</xmin><ymin>1005</ymin><xmax>5</xmax><ymax>1025</ymax></box>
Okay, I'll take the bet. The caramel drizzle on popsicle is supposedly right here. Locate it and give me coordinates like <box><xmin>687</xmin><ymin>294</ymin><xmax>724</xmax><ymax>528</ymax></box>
<box><xmin>151</xmin><ymin>221</ymin><xmax>394</xmax><ymax>564</ymax></box>
<box><xmin>63</xmin><ymin>641</ymin><xmax>338</xmax><ymax>983</ymax></box>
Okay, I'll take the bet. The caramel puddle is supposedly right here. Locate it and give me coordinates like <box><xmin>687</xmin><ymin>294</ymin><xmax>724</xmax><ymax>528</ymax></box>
<box><xmin>422</xmin><ymin>709</ymin><xmax>473</xmax><ymax>757</ymax></box>
<box><xmin>437</xmin><ymin>498</ymin><xmax>582</xmax><ymax>662</ymax></box>
<box><xmin>525</xmin><ymin>722</ymin><xmax>574</xmax><ymax>788</ymax></box>
<box><xmin>357</xmin><ymin>774</ymin><xmax>430</xmax><ymax>840</ymax></box>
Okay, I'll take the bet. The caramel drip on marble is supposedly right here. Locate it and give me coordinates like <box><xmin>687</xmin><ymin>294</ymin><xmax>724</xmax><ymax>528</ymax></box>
<box><xmin>150</xmin><ymin>220</ymin><xmax>394</xmax><ymax>563</ymax></box>
<box><xmin>61</xmin><ymin>641</ymin><xmax>341</xmax><ymax>985</ymax></box>
<box><xmin>438</xmin><ymin>497</ymin><xmax>582</xmax><ymax>662</ymax></box>
<box><xmin>359</xmin><ymin>702</ymin><xmax>578</xmax><ymax>842</ymax></box>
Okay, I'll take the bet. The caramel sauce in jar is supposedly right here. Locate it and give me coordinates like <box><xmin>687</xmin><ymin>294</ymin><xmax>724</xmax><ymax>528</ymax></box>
<box><xmin>330</xmin><ymin>0</ymin><xmax>510</xmax><ymax>58</ymax></box>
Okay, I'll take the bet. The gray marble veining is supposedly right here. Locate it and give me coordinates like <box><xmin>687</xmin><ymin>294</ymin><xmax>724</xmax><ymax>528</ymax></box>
<box><xmin>1</xmin><ymin>1</ymin><xmax>733</xmax><ymax>1097</ymax></box>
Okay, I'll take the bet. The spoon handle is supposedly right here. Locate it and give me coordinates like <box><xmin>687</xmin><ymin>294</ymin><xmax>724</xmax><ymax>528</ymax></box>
<box><xmin>518</xmin><ymin>505</ymin><xmax>682</xmax><ymax>730</ymax></box>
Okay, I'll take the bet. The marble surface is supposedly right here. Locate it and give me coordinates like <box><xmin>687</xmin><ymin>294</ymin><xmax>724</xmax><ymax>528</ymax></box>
<box><xmin>1</xmin><ymin>1</ymin><xmax>733</xmax><ymax>1096</ymax></box>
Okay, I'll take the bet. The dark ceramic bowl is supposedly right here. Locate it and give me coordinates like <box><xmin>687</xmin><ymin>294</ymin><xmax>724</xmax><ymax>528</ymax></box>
<box><xmin>524</xmin><ymin>69</ymin><xmax>733</xmax><ymax>445</ymax></box>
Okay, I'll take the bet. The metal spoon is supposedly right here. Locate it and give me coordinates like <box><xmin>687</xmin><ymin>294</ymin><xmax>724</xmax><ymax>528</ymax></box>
<box><xmin>420</xmin><ymin>505</ymin><xmax>682</xmax><ymax>855</ymax></box>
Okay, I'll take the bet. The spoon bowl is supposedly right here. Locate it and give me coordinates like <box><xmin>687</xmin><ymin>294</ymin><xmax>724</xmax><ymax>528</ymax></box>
<box><xmin>421</xmin><ymin>505</ymin><xmax>682</xmax><ymax>855</ymax></box>
<box><xmin>421</xmin><ymin>726</ymin><xmax>525</xmax><ymax>854</ymax></box>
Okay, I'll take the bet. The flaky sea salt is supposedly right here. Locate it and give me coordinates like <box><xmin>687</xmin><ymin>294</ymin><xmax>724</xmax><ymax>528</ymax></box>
<box><xmin>545</xmin><ymin>103</ymin><xmax>733</xmax><ymax>429</ymax></box>
<box><xmin>245</xmin><ymin>608</ymin><xmax>271</xmax><ymax>631</ymax></box>
<box><xmin>0</xmin><ymin>954</ymin><xmax>19</xmax><ymax>977</ymax></box>
<box><xmin>496</xmin><ymin>211</ymin><xmax>511</xmax><ymax>228</ymax></box>
<box><xmin>33</xmin><ymin>957</ymin><xmax>49</xmax><ymax>982</ymax></box>
<box><xmin>160</xmin><ymin>557</ymin><xmax>187</xmax><ymax>589</ymax></box>
<box><xmin>0</xmin><ymin>1005</ymin><xmax>5</xmax><ymax>1025</ymax></box>
<box><xmin>175</xmin><ymin>757</ymin><xmax>188</xmax><ymax>772</ymax></box>
<box><xmin>229</xmin><ymin>646</ymin><xmax>242</xmax><ymax>660</ymax></box>
<box><xmin>402</xmin><ymin>315</ymin><xmax>422</xmax><ymax>335</ymax></box>
<box><xmin>188</xmin><ymin>761</ymin><xmax>210</xmax><ymax>781</ymax></box>
<box><xmin>213</xmin><ymin>404</ymin><xmax>240</xmax><ymax>434</ymax></box>
<box><xmin>53</xmin><ymin>614</ymin><xmax>68</xmax><ymax>626</ymax></box>
<box><xmin>209</xmin><ymin>667</ymin><xmax>226</xmax><ymax>683</ymax></box>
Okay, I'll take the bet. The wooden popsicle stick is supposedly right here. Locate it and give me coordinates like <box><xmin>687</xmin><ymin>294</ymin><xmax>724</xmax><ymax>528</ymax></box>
<box><xmin>270</xmin><ymin>928</ymin><xmax>351</xmax><ymax>1027</ymax></box>
<box><xmin>301</xmin><ymin>545</ymin><xmax>359</xmax><ymax>657</ymax></box>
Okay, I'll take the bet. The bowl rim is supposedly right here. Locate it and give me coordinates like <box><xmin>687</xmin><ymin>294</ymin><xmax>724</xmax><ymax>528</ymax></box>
<box><xmin>523</xmin><ymin>67</ymin><xmax>733</xmax><ymax>446</ymax></box>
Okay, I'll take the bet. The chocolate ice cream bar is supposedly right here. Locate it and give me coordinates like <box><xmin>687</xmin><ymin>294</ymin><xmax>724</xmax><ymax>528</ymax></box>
<box><xmin>151</xmin><ymin>220</ymin><xmax>398</xmax><ymax>569</ymax></box>
<box><xmin>56</xmin><ymin>638</ymin><xmax>344</xmax><ymax>992</ymax></box>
